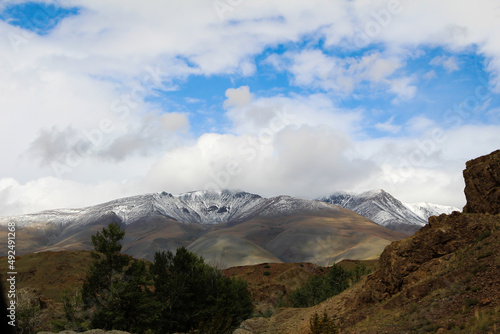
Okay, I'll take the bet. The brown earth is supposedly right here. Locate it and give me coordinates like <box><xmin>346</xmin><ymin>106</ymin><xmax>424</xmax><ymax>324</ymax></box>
<box><xmin>222</xmin><ymin>260</ymin><xmax>378</xmax><ymax>315</ymax></box>
<box><xmin>0</xmin><ymin>250</ymin><xmax>93</xmax><ymax>301</ymax></box>
<box><xmin>223</xmin><ymin>262</ymin><xmax>321</xmax><ymax>315</ymax></box>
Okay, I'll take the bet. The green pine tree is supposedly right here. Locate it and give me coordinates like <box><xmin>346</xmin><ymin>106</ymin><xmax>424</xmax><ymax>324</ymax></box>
<box><xmin>152</xmin><ymin>247</ymin><xmax>253</xmax><ymax>333</ymax></box>
<box><xmin>81</xmin><ymin>222</ymin><xmax>154</xmax><ymax>332</ymax></box>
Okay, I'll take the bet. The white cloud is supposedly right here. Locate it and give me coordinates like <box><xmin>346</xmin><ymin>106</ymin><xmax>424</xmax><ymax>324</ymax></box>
<box><xmin>268</xmin><ymin>49</ymin><xmax>404</xmax><ymax>96</ymax></box>
<box><xmin>389</xmin><ymin>77</ymin><xmax>417</xmax><ymax>103</ymax></box>
<box><xmin>423</xmin><ymin>70</ymin><xmax>437</xmax><ymax>80</ymax></box>
<box><xmin>430</xmin><ymin>55</ymin><xmax>460</xmax><ymax>72</ymax></box>
<box><xmin>374</xmin><ymin>116</ymin><xmax>401</xmax><ymax>134</ymax></box>
<box><xmin>223</xmin><ymin>87</ymin><xmax>363</xmax><ymax>136</ymax></box>
<box><xmin>224</xmin><ymin>86</ymin><xmax>253</xmax><ymax>108</ymax></box>
<box><xmin>1</xmin><ymin>0</ymin><xmax>500</xmax><ymax>215</ymax></box>
<box><xmin>143</xmin><ymin>125</ymin><xmax>379</xmax><ymax>199</ymax></box>
<box><xmin>0</xmin><ymin>177</ymin><xmax>141</xmax><ymax>216</ymax></box>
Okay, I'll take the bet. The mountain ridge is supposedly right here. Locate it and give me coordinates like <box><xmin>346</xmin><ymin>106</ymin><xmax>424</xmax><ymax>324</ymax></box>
<box><xmin>0</xmin><ymin>189</ymin><xmax>341</xmax><ymax>228</ymax></box>
<box><xmin>0</xmin><ymin>190</ymin><xmax>406</xmax><ymax>267</ymax></box>
<box><xmin>319</xmin><ymin>189</ymin><xmax>458</xmax><ymax>234</ymax></box>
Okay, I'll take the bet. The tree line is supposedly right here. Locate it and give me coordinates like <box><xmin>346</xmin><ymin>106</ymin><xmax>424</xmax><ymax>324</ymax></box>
<box><xmin>65</xmin><ymin>222</ymin><xmax>253</xmax><ymax>334</ymax></box>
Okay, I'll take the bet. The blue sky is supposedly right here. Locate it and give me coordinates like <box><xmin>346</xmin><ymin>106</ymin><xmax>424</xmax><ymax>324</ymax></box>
<box><xmin>0</xmin><ymin>1</ymin><xmax>79</xmax><ymax>35</ymax></box>
<box><xmin>0</xmin><ymin>0</ymin><xmax>499</xmax><ymax>215</ymax></box>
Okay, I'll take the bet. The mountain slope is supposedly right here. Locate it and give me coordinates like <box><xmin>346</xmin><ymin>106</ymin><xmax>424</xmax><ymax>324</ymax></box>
<box><xmin>238</xmin><ymin>150</ymin><xmax>500</xmax><ymax>334</ymax></box>
<box><xmin>319</xmin><ymin>189</ymin><xmax>458</xmax><ymax>234</ymax></box>
<box><xmin>0</xmin><ymin>190</ymin><xmax>406</xmax><ymax>267</ymax></box>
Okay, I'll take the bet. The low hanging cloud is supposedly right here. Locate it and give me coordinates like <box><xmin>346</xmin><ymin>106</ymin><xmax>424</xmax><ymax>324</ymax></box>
<box><xmin>144</xmin><ymin>125</ymin><xmax>380</xmax><ymax>199</ymax></box>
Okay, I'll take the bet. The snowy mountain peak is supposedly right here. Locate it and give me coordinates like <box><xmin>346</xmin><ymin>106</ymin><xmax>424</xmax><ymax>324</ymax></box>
<box><xmin>359</xmin><ymin>189</ymin><xmax>386</xmax><ymax>197</ymax></box>
<box><xmin>0</xmin><ymin>189</ymin><xmax>337</xmax><ymax>228</ymax></box>
<box><xmin>404</xmin><ymin>202</ymin><xmax>458</xmax><ymax>221</ymax></box>
<box><xmin>319</xmin><ymin>189</ymin><xmax>459</xmax><ymax>234</ymax></box>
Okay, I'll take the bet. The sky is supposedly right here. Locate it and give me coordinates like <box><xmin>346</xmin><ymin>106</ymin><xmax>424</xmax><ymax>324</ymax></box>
<box><xmin>1</xmin><ymin>0</ymin><xmax>500</xmax><ymax>215</ymax></box>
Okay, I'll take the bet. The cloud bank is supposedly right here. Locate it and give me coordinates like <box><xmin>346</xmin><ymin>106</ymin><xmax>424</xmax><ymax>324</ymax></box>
<box><xmin>0</xmin><ymin>0</ymin><xmax>500</xmax><ymax>215</ymax></box>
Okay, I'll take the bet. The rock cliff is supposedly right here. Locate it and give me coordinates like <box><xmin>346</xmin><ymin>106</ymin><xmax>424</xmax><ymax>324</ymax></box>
<box><xmin>463</xmin><ymin>149</ymin><xmax>500</xmax><ymax>214</ymax></box>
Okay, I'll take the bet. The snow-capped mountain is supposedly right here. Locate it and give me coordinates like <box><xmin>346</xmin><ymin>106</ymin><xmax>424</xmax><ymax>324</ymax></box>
<box><xmin>0</xmin><ymin>189</ymin><xmax>338</xmax><ymax>228</ymax></box>
<box><xmin>0</xmin><ymin>189</ymin><xmax>407</xmax><ymax>267</ymax></box>
<box><xmin>319</xmin><ymin>189</ymin><xmax>459</xmax><ymax>234</ymax></box>
<box><xmin>403</xmin><ymin>202</ymin><xmax>458</xmax><ymax>221</ymax></box>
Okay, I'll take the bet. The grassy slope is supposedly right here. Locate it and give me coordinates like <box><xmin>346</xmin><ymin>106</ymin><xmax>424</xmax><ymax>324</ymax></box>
<box><xmin>223</xmin><ymin>260</ymin><xmax>378</xmax><ymax>315</ymax></box>
<box><xmin>0</xmin><ymin>250</ymin><xmax>93</xmax><ymax>301</ymax></box>
<box><xmin>195</xmin><ymin>213</ymin><xmax>405</xmax><ymax>267</ymax></box>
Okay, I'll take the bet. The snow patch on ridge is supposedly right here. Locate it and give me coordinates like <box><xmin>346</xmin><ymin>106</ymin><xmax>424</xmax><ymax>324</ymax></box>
<box><xmin>319</xmin><ymin>189</ymin><xmax>460</xmax><ymax>232</ymax></box>
<box><xmin>0</xmin><ymin>190</ymin><xmax>338</xmax><ymax>228</ymax></box>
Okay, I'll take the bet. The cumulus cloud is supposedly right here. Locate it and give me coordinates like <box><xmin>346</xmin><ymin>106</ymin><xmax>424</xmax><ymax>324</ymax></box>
<box><xmin>388</xmin><ymin>77</ymin><xmax>417</xmax><ymax>103</ymax></box>
<box><xmin>144</xmin><ymin>125</ymin><xmax>379</xmax><ymax>199</ymax></box>
<box><xmin>0</xmin><ymin>176</ymin><xmax>140</xmax><ymax>216</ymax></box>
<box><xmin>223</xmin><ymin>87</ymin><xmax>363</xmax><ymax>136</ymax></box>
<box><xmin>25</xmin><ymin>126</ymin><xmax>85</xmax><ymax>167</ymax></box>
<box><xmin>25</xmin><ymin>111</ymin><xmax>190</xmax><ymax>167</ymax></box>
<box><xmin>224</xmin><ymin>86</ymin><xmax>253</xmax><ymax>108</ymax></box>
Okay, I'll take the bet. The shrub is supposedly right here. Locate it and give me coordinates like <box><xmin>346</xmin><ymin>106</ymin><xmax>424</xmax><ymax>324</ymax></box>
<box><xmin>289</xmin><ymin>264</ymin><xmax>352</xmax><ymax>307</ymax></box>
<box><xmin>309</xmin><ymin>311</ymin><xmax>338</xmax><ymax>334</ymax></box>
<box><xmin>263</xmin><ymin>271</ymin><xmax>271</xmax><ymax>276</ymax></box>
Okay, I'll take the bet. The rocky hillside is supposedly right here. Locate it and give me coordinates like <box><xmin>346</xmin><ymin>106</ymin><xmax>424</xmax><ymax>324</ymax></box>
<box><xmin>238</xmin><ymin>150</ymin><xmax>500</xmax><ymax>333</ymax></box>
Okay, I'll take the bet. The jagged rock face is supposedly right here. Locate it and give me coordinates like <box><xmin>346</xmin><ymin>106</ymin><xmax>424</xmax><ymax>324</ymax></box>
<box><xmin>353</xmin><ymin>211</ymin><xmax>498</xmax><ymax>311</ymax></box>
<box><xmin>463</xmin><ymin>149</ymin><xmax>500</xmax><ymax>214</ymax></box>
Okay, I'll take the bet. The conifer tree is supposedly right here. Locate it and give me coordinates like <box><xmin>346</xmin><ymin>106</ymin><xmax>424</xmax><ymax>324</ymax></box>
<box><xmin>81</xmin><ymin>222</ymin><xmax>153</xmax><ymax>332</ymax></box>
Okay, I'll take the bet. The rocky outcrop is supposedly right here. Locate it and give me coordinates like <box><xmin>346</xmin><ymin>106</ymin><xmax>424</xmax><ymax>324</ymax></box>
<box><xmin>463</xmin><ymin>149</ymin><xmax>500</xmax><ymax>214</ymax></box>
<box><xmin>357</xmin><ymin>149</ymin><xmax>500</xmax><ymax>305</ymax></box>
<box><xmin>354</xmin><ymin>212</ymin><xmax>492</xmax><ymax>305</ymax></box>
